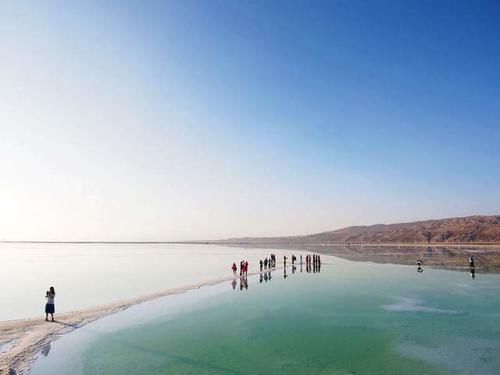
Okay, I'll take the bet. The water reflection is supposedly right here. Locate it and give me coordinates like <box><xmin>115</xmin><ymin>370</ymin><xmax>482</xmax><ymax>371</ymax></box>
<box><xmin>239</xmin><ymin>276</ymin><xmax>248</xmax><ymax>291</ymax></box>
<box><xmin>231</xmin><ymin>254</ymin><xmax>321</xmax><ymax>291</ymax></box>
<box><xmin>40</xmin><ymin>342</ymin><xmax>51</xmax><ymax>357</ymax></box>
<box><xmin>470</xmin><ymin>266</ymin><xmax>476</xmax><ymax>280</ymax></box>
<box><xmin>416</xmin><ymin>257</ymin><xmax>424</xmax><ymax>273</ymax></box>
<box><xmin>236</xmin><ymin>244</ymin><xmax>500</xmax><ymax>272</ymax></box>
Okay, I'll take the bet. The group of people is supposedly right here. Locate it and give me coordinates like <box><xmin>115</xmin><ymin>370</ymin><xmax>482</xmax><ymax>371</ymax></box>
<box><xmin>258</xmin><ymin>255</ymin><xmax>277</xmax><ymax>271</ymax></box>
<box><xmin>233</xmin><ymin>252</ymin><xmax>324</xmax><ymax>291</ymax></box>
<box><xmin>232</xmin><ymin>260</ymin><xmax>249</xmax><ymax>276</ymax></box>
<box><xmin>235</xmin><ymin>252</ymin><xmax>324</xmax><ymax>275</ymax></box>
<box><xmin>305</xmin><ymin>254</ymin><xmax>321</xmax><ymax>266</ymax></box>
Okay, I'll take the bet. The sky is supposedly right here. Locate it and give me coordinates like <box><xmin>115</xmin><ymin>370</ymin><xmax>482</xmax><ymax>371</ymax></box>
<box><xmin>1</xmin><ymin>0</ymin><xmax>499</xmax><ymax>241</ymax></box>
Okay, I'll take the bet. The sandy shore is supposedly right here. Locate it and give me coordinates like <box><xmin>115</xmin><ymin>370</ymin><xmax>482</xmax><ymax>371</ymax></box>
<box><xmin>0</xmin><ymin>271</ymin><xmax>265</xmax><ymax>375</ymax></box>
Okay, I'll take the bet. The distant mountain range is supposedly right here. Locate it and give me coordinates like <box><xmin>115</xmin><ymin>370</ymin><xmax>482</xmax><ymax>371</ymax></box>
<box><xmin>214</xmin><ymin>215</ymin><xmax>500</xmax><ymax>245</ymax></box>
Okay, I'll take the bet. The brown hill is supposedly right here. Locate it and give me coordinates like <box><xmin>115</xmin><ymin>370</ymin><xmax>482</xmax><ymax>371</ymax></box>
<box><xmin>215</xmin><ymin>215</ymin><xmax>500</xmax><ymax>244</ymax></box>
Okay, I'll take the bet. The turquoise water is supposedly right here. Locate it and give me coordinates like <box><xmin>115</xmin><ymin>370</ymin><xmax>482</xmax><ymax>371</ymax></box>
<box><xmin>31</xmin><ymin>256</ymin><xmax>500</xmax><ymax>374</ymax></box>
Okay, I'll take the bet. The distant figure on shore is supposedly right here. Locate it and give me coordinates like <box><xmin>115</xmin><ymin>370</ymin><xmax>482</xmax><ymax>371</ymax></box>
<box><xmin>291</xmin><ymin>254</ymin><xmax>296</xmax><ymax>265</ymax></box>
<box><xmin>270</xmin><ymin>254</ymin><xmax>276</xmax><ymax>267</ymax></box>
<box><xmin>300</xmin><ymin>255</ymin><xmax>303</xmax><ymax>265</ymax></box>
<box><xmin>283</xmin><ymin>255</ymin><xmax>288</xmax><ymax>267</ymax></box>
<box><xmin>232</xmin><ymin>263</ymin><xmax>237</xmax><ymax>275</ymax></box>
<box><xmin>45</xmin><ymin>287</ymin><xmax>56</xmax><ymax>322</ymax></box>
<box><xmin>264</xmin><ymin>258</ymin><xmax>268</xmax><ymax>269</ymax></box>
<box><xmin>417</xmin><ymin>258</ymin><xmax>422</xmax><ymax>267</ymax></box>
<box><xmin>469</xmin><ymin>256</ymin><xmax>476</xmax><ymax>279</ymax></box>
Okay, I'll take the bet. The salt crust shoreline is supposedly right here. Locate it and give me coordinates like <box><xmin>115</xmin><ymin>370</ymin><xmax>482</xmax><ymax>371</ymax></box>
<box><xmin>0</xmin><ymin>270</ymin><xmax>267</xmax><ymax>375</ymax></box>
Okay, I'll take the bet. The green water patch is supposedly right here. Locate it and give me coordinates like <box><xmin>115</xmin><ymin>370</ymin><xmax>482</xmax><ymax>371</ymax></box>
<box><xmin>82</xmin><ymin>312</ymin><xmax>448</xmax><ymax>375</ymax></box>
<box><xmin>31</xmin><ymin>259</ymin><xmax>500</xmax><ymax>375</ymax></box>
<box><xmin>81</xmin><ymin>275</ymin><xmax>451</xmax><ymax>374</ymax></box>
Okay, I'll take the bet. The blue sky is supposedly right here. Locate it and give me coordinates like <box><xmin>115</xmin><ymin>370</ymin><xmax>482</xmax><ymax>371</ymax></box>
<box><xmin>0</xmin><ymin>1</ymin><xmax>499</xmax><ymax>240</ymax></box>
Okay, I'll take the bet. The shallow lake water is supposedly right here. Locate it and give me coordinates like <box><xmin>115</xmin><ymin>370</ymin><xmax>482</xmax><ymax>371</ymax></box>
<box><xmin>0</xmin><ymin>243</ymin><xmax>288</xmax><ymax>320</ymax></box>
<box><xmin>31</xmin><ymin>254</ymin><xmax>500</xmax><ymax>375</ymax></box>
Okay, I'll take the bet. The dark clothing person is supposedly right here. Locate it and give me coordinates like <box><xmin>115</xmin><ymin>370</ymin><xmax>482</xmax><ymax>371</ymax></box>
<box><xmin>45</xmin><ymin>287</ymin><xmax>56</xmax><ymax>322</ymax></box>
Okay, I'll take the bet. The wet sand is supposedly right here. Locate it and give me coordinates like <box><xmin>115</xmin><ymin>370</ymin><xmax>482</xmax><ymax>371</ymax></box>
<box><xmin>0</xmin><ymin>271</ymin><xmax>265</xmax><ymax>375</ymax></box>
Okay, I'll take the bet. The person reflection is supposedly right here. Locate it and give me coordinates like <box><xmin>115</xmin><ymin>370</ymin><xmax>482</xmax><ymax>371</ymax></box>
<box><xmin>417</xmin><ymin>266</ymin><xmax>423</xmax><ymax>273</ymax></box>
<box><xmin>239</xmin><ymin>275</ymin><xmax>248</xmax><ymax>290</ymax></box>
<box><xmin>231</xmin><ymin>278</ymin><xmax>237</xmax><ymax>290</ymax></box>
<box><xmin>268</xmin><ymin>271</ymin><xmax>272</xmax><ymax>281</ymax></box>
<box><xmin>283</xmin><ymin>267</ymin><xmax>288</xmax><ymax>279</ymax></box>
<box><xmin>259</xmin><ymin>273</ymin><xmax>263</xmax><ymax>284</ymax></box>
<box><xmin>292</xmin><ymin>265</ymin><xmax>296</xmax><ymax>274</ymax></box>
<box><xmin>41</xmin><ymin>342</ymin><xmax>51</xmax><ymax>357</ymax></box>
<box><xmin>470</xmin><ymin>266</ymin><xmax>476</xmax><ymax>280</ymax></box>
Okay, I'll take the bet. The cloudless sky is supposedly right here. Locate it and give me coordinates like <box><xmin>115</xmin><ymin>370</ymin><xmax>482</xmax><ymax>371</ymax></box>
<box><xmin>1</xmin><ymin>0</ymin><xmax>499</xmax><ymax>241</ymax></box>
